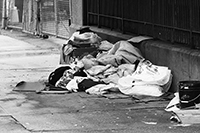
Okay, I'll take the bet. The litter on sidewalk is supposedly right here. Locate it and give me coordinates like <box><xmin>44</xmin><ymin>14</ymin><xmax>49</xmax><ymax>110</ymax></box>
<box><xmin>13</xmin><ymin>26</ymin><xmax>173</xmax><ymax>101</ymax></box>
<box><xmin>12</xmin><ymin>26</ymin><xmax>200</xmax><ymax>126</ymax></box>
<box><xmin>165</xmin><ymin>80</ymin><xmax>200</xmax><ymax>125</ymax></box>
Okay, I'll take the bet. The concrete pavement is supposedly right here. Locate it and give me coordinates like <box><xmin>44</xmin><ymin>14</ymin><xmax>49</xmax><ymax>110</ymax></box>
<box><xmin>0</xmin><ymin>29</ymin><xmax>66</xmax><ymax>133</ymax></box>
<box><xmin>0</xmin><ymin>28</ymin><xmax>200</xmax><ymax>133</ymax></box>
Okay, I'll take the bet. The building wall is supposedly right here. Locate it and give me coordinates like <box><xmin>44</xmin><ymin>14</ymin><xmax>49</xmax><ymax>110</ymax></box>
<box><xmin>0</xmin><ymin>0</ymin><xmax>3</xmax><ymax>25</ymax></box>
<box><xmin>84</xmin><ymin>0</ymin><xmax>200</xmax><ymax>50</ymax></box>
<box><xmin>69</xmin><ymin>0</ymin><xmax>83</xmax><ymax>36</ymax></box>
<box><xmin>70</xmin><ymin>0</ymin><xmax>200</xmax><ymax>92</ymax></box>
<box><xmin>22</xmin><ymin>0</ymin><xmax>37</xmax><ymax>33</ymax></box>
<box><xmin>71</xmin><ymin>0</ymin><xmax>83</xmax><ymax>26</ymax></box>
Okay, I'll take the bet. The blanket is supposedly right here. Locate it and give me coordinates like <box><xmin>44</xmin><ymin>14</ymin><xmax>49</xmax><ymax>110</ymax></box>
<box><xmin>56</xmin><ymin>38</ymin><xmax>172</xmax><ymax>97</ymax></box>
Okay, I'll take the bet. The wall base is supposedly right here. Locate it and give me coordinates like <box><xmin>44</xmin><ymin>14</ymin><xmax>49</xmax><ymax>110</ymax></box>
<box><xmin>82</xmin><ymin>27</ymin><xmax>200</xmax><ymax>92</ymax></box>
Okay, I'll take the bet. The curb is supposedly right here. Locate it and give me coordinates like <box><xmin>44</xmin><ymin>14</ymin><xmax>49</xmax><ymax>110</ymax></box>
<box><xmin>0</xmin><ymin>49</ymin><xmax>60</xmax><ymax>58</ymax></box>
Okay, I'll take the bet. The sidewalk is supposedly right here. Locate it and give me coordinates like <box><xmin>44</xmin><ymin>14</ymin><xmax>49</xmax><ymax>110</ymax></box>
<box><xmin>0</xmin><ymin>28</ymin><xmax>200</xmax><ymax>133</ymax></box>
<box><xmin>0</xmin><ymin>28</ymin><xmax>66</xmax><ymax>52</ymax></box>
<box><xmin>0</xmin><ymin>29</ymin><xmax>66</xmax><ymax>133</ymax></box>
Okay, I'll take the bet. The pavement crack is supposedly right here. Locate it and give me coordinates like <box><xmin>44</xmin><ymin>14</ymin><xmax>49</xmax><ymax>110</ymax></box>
<box><xmin>10</xmin><ymin>115</ymin><xmax>30</xmax><ymax>131</ymax></box>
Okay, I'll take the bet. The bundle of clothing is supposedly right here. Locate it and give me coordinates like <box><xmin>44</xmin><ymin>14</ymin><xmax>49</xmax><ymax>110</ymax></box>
<box><xmin>49</xmin><ymin>33</ymin><xmax>173</xmax><ymax>97</ymax></box>
<box><xmin>60</xmin><ymin>27</ymin><xmax>102</xmax><ymax>64</ymax></box>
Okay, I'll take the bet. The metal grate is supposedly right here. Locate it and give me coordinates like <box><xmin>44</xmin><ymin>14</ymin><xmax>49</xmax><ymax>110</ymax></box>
<box><xmin>41</xmin><ymin>0</ymin><xmax>70</xmax><ymax>38</ymax></box>
<box><xmin>85</xmin><ymin>0</ymin><xmax>200</xmax><ymax>49</ymax></box>
<box><xmin>41</xmin><ymin>0</ymin><xmax>56</xmax><ymax>35</ymax></box>
<box><xmin>57</xmin><ymin>0</ymin><xmax>70</xmax><ymax>38</ymax></box>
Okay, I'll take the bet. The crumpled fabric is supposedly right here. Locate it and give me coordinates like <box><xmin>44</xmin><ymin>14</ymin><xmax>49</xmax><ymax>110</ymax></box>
<box><xmin>97</xmin><ymin>54</ymin><xmax>123</xmax><ymax>67</ymax></box>
<box><xmin>86</xmin><ymin>64</ymin><xmax>118</xmax><ymax>80</ymax></box>
<box><xmin>55</xmin><ymin>69</ymin><xmax>74</xmax><ymax>89</ymax></box>
<box><xmin>102</xmin><ymin>73</ymin><xmax>121</xmax><ymax>84</ymax></box>
<box><xmin>102</xmin><ymin>64</ymin><xmax>136</xmax><ymax>84</ymax></box>
<box><xmin>85</xmin><ymin>83</ymin><xmax>118</xmax><ymax>95</ymax></box>
<box><xmin>117</xmin><ymin>60</ymin><xmax>172</xmax><ymax>97</ymax></box>
<box><xmin>117</xmin><ymin>64</ymin><xmax>136</xmax><ymax>77</ymax></box>
<box><xmin>77</xmin><ymin>79</ymin><xmax>104</xmax><ymax>91</ymax></box>
<box><xmin>131</xmin><ymin>60</ymin><xmax>171</xmax><ymax>86</ymax></box>
<box><xmin>61</xmin><ymin>30</ymin><xmax>101</xmax><ymax>64</ymax></box>
<box><xmin>98</xmin><ymin>40</ymin><xmax>114</xmax><ymax>51</ymax></box>
<box><xmin>62</xmin><ymin>44</ymin><xmax>76</xmax><ymax>64</ymax></box>
<box><xmin>80</xmin><ymin>55</ymin><xmax>99</xmax><ymax>70</ymax></box>
<box><xmin>86</xmin><ymin>64</ymin><xmax>112</xmax><ymax>76</ymax></box>
<box><xmin>70</xmin><ymin>32</ymin><xmax>102</xmax><ymax>47</ymax></box>
<box><xmin>118</xmin><ymin>82</ymin><xmax>163</xmax><ymax>97</ymax></box>
<box><xmin>66</xmin><ymin>77</ymin><xmax>88</xmax><ymax>92</ymax></box>
<box><xmin>55</xmin><ymin>67</ymin><xmax>87</xmax><ymax>89</ymax></box>
<box><xmin>84</xmin><ymin>64</ymin><xmax>136</xmax><ymax>85</ymax></box>
<box><xmin>97</xmin><ymin>41</ymin><xmax>143</xmax><ymax>66</ymax></box>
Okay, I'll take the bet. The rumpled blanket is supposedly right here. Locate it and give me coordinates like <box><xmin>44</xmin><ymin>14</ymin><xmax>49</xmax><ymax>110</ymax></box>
<box><xmin>57</xmin><ymin>36</ymin><xmax>172</xmax><ymax>97</ymax></box>
<box><xmin>97</xmin><ymin>41</ymin><xmax>143</xmax><ymax>66</ymax></box>
<box><xmin>85</xmin><ymin>64</ymin><xmax>136</xmax><ymax>84</ymax></box>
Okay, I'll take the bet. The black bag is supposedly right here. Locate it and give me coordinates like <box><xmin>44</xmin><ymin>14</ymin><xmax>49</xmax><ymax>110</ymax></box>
<box><xmin>77</xmin><ymin>79</ymin><xmax>104</xmax><ymax>92</ymax></box>
<box><xmin>76</xmin><ymin>26</ymin><xmax>93</xmax><ymax>34</ymax></box>
<box><xmin>179</xmin><ymin>81</ymin><xmax>200</xmax><ymax>108</ymax></box>
<box><xmin>48</xmin><ymin>66</ymin><xmax>71</xmax><ymax>86</ymax></box>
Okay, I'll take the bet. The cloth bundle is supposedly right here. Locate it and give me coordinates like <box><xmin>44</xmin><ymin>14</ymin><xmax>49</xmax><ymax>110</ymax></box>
<box><xmin>118</xmin><ymin>60</ymin><xmax>172</xmax><ymax>97</ymax></box>
<box><xmin>57</xmin><ymin>32</ymin><xmax>173</xmax><ymax>97</ymax></box>
<box><xmin>60</xmin><ymin>27</ymin><xmax>101</xmax><ymax>64</ymax></box>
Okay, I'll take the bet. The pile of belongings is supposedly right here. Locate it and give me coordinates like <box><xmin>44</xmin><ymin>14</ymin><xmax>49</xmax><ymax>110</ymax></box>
<box><xmin>48</xmin><ymin>27</ymin><xmax>172</xmax><ymax>97</ymax></box>
<box><xmin>60</xmin><ymin>27</ymin><xmax>102</xmax><ymax>64</ymax></box>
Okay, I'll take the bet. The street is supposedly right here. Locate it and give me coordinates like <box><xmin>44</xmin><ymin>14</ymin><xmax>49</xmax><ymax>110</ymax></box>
<box><xmin>0</xmin><ymin>29</ymin><xmax>200</xmax><ymax>133</ymax></box>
